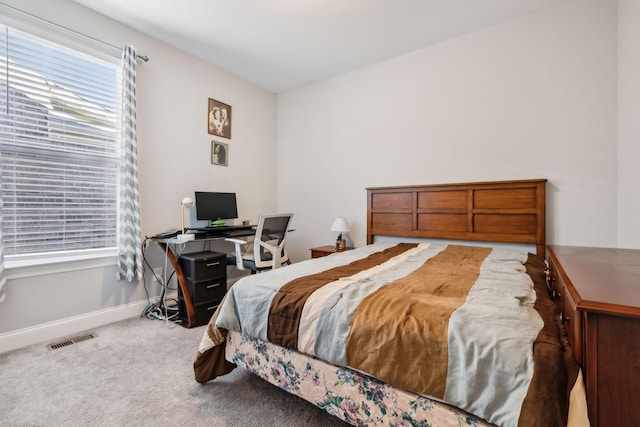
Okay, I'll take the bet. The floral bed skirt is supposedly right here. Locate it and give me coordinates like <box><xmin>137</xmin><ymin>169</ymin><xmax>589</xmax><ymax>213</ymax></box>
<box><xmin>226</xmin><ymin>330</ymin><xmax>495</xmax><ymax>427</ymax></box>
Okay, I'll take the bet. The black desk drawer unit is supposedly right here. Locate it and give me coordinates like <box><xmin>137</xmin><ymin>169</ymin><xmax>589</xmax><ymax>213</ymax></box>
<box><xmin>178</xmin><ymin>251</ymin><xmax>226</xmax><ymax>327</ymax></box>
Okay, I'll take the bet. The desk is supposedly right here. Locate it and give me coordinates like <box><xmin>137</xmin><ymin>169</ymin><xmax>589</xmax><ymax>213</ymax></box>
<box><xmin>151</xmin><ymin>226</ymin><xmax>255</xmax><ymax>328</ymax></box>
<box><xmin>187</xmin><ymin>224</ymin><xmax>256</xmax><ymax>239</ymax></box>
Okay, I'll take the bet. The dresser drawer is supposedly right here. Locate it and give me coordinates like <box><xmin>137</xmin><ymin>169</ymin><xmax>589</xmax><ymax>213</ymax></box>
<box><xmin>179</xmin><ymin>251</ymin><xmax>225</xmax><ymax>280</ymax></box>
<box><xmin>561</xmin><ymin>287</ymin><xmax>582</xmax><ymax>364</ymax></box>
<box><xmin>547</xmin><ymin>250</ymin><xmax>583</xmax><ymax>365</ymax></box>
<box><xmin>546</xmin><ymin>257</ymin><xmax>564</xmax><ymax>316</ymax></box>
<box><xmin>178</xmin><ymin>297</ymin><xmax>222</xmax><ymax>327</ymax></box>
<box><xmin>187</xmin><ymin>278</ymin><xmax>226</xmax><ymax>303</ymax></box>
<box><xmin>195</xmin><ymin>300</ymin><xmax>221</xmax><ymax>325</ymax></box>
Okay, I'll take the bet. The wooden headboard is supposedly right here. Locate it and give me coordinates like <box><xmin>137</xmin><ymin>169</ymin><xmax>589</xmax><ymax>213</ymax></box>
<box><xmin>366</xmin><ymin>179</ymin><xmax>547</xmax><ymax>256</ymax></box>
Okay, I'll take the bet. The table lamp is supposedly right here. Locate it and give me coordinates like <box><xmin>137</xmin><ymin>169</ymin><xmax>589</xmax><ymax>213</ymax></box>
<box><xmin>330</xmin><ymin>217</ymin><xmax>349</xmax><ymax>251</ymax></box>
<box><xmin>179</xmin><ymin>196</ymin><xmax>195</xmax><ymax>241</ymax></box>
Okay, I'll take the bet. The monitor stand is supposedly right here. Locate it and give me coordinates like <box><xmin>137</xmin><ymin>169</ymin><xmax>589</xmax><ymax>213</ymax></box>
<box><xmin>210</xmin><ymin>219</ymin><xmax>226</xmax><ymax>227</ymax></box>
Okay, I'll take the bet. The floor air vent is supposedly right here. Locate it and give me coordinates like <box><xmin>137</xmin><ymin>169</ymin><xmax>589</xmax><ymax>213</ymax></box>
<box><xmin>47</xmin><ymin>332</ymin><xmax>97</xmax><ymax>350</ymax></box>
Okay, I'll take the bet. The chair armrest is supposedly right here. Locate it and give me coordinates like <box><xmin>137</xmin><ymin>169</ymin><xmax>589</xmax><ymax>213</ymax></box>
<box><xmin>225</xmin><ymin>238</ymin><xmax>248</xmax><ymax>245</ymax></box>
<box><xmin>225</xmin><ymin>238</ymin><xmax>248</xmax><ymax>270</ymax></box>
<box><xmin>257</xmin><ymin>239</ymin><xmax>285</xmax><ymax>270</ymax></box>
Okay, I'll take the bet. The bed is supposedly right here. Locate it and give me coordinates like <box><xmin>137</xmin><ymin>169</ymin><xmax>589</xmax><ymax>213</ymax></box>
<box><xmin>194</xmin><ymin>179</ymin><xmax>589</xmax><ymax>427</ymax></box>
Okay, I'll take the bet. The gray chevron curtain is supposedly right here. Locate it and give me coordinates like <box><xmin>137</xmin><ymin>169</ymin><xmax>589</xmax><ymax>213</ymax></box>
<box><xmin>0</xmin><ymin>171</ymin><xmax>5</xmax><ymax>303</ymax></box>
<box><xmin>117</xmin><ymin>45</ymin><xmax>143</xmax><ymax>282</ymax></box>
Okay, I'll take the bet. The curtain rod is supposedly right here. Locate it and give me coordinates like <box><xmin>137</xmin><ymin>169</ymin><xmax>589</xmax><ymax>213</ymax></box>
<box><xmin>0</xmin><ymin>2</ymin><xmax>149</xmax><ymax>62</ymax></box>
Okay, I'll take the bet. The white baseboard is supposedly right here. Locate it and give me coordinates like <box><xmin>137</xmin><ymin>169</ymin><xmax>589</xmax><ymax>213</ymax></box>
<box><xmin>0</xmin><ymin>293</ymin><xmax>177</xmax><ymax>354</ymax></box>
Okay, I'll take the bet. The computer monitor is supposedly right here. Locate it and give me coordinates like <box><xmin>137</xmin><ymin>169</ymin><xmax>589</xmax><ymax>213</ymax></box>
<box><xmin>194</xmin><ymin>192</ymin><xmax>238</xmax><ymax>225</ymax></box>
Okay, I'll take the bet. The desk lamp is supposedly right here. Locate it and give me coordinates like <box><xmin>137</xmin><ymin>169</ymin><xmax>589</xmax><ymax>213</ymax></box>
<box><xmin>330</xmin><ymin>217</ymin><xmax>349</xmax><ymax>251</ymax></box>
<box><xmin>179</xmin><ymin>197</ymin><xmax>195</xmax><ymax>241</ymax></box>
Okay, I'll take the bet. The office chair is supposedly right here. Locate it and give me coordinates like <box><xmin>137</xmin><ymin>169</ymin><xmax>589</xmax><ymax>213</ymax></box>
<box><xmin>226</xmin><ymin>213</ymin><xmax>294</xmax><ymax>274</ymax></box>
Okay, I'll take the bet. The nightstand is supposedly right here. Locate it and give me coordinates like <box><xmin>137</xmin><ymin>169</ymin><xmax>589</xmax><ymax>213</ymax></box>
<box><xmin>310</xmin><ymin>245</ymin><xmax>354</xmax><ymax>258</ymax></box>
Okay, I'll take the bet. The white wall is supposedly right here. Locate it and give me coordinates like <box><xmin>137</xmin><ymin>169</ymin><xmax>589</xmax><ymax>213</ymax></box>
<box><xmin>618</xmin><ymin>0</ymin><xmax>640</xmax><ymax>249</ymax></box>
<box><xmin>0</xmin><ymin>0</ymin><xmax>277</xmax><ymax>350</ymax></box>
<box><xmin>2</xmin><ymin>0</ymin><xmax>637</xmax><ymax>352</ymax></box>
<box><xmin>278</xmin><ymin>0</ymin><xmax>619</xmax><ymax>262</ymax></box>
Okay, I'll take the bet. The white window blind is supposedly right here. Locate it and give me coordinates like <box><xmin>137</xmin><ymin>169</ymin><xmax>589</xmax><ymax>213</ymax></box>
<box><xmin>0</xmin><ymin>25</ymin><xmax>121</xmax><ymax>257</ymax></box>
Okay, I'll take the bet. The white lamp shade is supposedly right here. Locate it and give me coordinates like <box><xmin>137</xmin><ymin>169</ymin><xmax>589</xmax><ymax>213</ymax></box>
<box><xmin>330</xmin><ymin>217</ymin><xmax>350</xmax><ymax>233</ymax></box>
<box><xmin>181</xmin><ymin>196</ymin><xmax>194</xmax><ymax>207</ymax></box>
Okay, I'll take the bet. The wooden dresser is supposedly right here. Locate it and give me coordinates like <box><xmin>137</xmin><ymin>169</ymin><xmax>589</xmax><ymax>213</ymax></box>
<box><xmin>546</xmin><ymin>245</ymin><xmax>640</xmax><ymax>427</ymax></box>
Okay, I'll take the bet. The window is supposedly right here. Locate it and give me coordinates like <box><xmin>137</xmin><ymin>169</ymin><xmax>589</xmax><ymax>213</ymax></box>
<box><xmin>0</xmin><ymin>24</ymin><xmax>121</xmax><ymax>262</ymax></box>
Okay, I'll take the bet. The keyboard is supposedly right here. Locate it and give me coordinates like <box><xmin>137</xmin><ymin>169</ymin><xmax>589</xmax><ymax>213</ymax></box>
<box><xmin>190</xmin><ymin>225</ymin><xmax>254</xmax><ymax>232</ymax></box>
<box><xmin>222</xmin><ymin>229</ymin><xmax>253</xmax><ymax>237</ymax></box>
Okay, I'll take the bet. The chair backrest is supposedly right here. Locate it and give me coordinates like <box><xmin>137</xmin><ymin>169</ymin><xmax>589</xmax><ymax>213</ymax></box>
<box><xmin>253</xmin><ymin>213</ymin><xmax>294</xmax><ymax>269</ymax></box>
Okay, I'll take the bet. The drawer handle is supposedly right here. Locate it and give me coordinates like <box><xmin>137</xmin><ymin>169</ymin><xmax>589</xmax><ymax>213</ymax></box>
<box><xmin>206</xmin><ymin>283</ymin><xmax>221</xmax><ymax>289</ymax></box>
<box><xmin>206</xmin><ymin>262</ymin><xmax>221</xmax><ymax>267</ymax></box>
<box><xmin>207</xmin><ymin>304</ymin><xmax>219</xmax><ymax>311</ymax></box>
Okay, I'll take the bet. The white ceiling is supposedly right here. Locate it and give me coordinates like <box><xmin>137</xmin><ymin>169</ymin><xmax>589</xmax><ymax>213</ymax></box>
<box><xmin>73</xmin><ymin>0</ymin><xmax>566</xmax><ymax>93</ymax></box>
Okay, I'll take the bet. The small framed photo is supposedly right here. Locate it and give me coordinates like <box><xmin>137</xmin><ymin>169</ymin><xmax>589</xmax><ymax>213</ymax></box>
<box><xmin>207</xmin><ymin>98</ymin><xmax>232</xmax><ymax>139</ymax></box>
<box><xmin>211</xmin><ymin>141</ymin><xmax>228</xmax><ymax>166</ymax></box>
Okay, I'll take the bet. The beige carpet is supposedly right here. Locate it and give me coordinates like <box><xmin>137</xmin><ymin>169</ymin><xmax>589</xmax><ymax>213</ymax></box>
<box><xmin>0</xmin><ymin>317</ymin><xmax>347</xmax><ymax>426</ymax></box>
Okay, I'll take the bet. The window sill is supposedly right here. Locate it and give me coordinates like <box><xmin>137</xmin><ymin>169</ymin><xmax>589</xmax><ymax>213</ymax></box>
<box><xmin>5</xmin><ymin>249</ymin><xmax>118</xmax><ymax>280</ymax></box>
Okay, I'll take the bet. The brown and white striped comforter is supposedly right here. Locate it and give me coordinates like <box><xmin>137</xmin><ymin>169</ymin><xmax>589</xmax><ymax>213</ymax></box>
<box><xmin>194</xmin><ymin>243</ymin><xmax>588</xmax><ymax>427</ymax></box>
